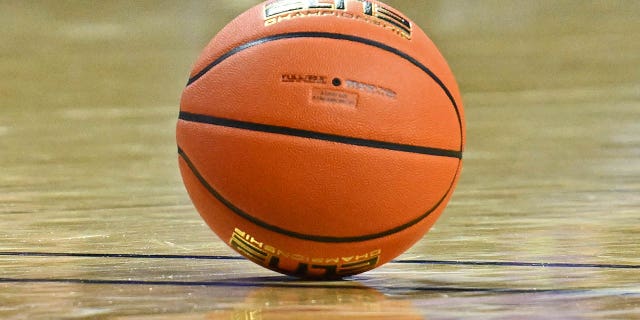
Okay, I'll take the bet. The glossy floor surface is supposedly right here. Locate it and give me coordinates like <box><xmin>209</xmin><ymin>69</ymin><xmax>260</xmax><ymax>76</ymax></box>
<box><xmin>1</xmin><ymin>1</ymin><xmax>639</xmax><ymax>319</ymax></box>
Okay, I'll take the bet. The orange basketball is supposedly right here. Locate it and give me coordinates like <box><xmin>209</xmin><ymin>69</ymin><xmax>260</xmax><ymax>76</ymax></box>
<box><xmin>177</xmin><ymin>0</ymin><xmax>464</xmax><ymax>279</ymax></box>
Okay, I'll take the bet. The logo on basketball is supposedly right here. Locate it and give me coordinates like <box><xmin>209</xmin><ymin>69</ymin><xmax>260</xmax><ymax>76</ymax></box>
<box><xmin>264</xmin><ymin>0</ymin><xmax>413</xmax><ymax>39</ymax></box>
<box><xmin>281</xmin><ymin>73</ymin><xmax>328</xmax><ymax>84</ymax></box>
<box><xmin>230</xmin><ymin>228</ymin><xmax>381</xmax><ymax>278</ymax></box>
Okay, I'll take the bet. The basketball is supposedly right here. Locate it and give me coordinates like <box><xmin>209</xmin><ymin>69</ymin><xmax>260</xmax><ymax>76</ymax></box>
<box><xmin>177</xmin><ymin>0</ymin><xmax>465</xmax><ymax>279</ymax></box>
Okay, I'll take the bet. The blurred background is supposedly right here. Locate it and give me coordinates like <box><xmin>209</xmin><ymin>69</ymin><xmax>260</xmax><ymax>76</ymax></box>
<box><xmin>3</xmin><ymin>1</ymin><xmax>638</xmax><ymax>105</ymax></box>
<box><xmin>1</xmin><ymin>0</ymin><xmax>639</xmax><ymax>318</ymax></box>
<box><xmin>2</xmin><ymin>0</ymin><xmax>638</xmax><ymax>257</ymax></box>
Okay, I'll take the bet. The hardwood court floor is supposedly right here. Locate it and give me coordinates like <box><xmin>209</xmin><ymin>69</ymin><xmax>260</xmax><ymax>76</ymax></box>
<box><xmin>1</xmin><ymin>1</ymin><xmax>639</xmax><ymax>319</ymax></box>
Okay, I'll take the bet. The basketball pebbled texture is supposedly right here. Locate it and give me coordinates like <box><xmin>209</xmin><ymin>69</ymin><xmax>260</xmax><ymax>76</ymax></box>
<box><xmin>177</xmin><ymin>0</ymin><xmax>465</xmax><ymax>279</ymax></box>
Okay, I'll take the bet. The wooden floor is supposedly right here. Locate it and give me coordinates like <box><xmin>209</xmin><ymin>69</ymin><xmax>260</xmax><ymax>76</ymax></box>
<box><xmin>1</xmin><ymin>1</ymin><xmax>639</xmax><ymax>318</ymax></box>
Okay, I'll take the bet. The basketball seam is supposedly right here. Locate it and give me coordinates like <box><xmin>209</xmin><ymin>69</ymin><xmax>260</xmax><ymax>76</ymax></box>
<box><xmin>177</xmin><ymin>146</ymin><xmax>461</xmax><ymax>243</ymax></box>
<box><xmin>179</xmin><ymin>111</ymin><xmax>462</xmax><ymax>159</ymax></box>
<box><xmin>184</xmin><ymin>31</ymin><xmax>464</xmax><ymax>151</ymax></box>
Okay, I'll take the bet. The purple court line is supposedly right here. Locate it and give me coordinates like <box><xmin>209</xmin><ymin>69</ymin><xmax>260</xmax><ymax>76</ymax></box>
<box><xmin>0</xmin><ymin>251</ymin><xmax>243</xmax><ymax>260</ymax></box>
<box><xmin>390</xmin><ymin>259</ymin><xmax>640</xmax><ymax>269</ymax></box>
<box><xmin>1</xmin><ymin>251</ymin><xmax>638</xmax><ymax>269</ymax></box>
<box><xmin>0</xmin><ymin>277</ymin><xmax>603</xmax><ymax>295</ymax></box>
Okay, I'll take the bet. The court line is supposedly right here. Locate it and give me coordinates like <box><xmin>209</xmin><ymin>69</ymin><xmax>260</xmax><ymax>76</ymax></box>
<box><xmin>0</xmin><ymin>251</ymin><xmax>244</xmax><ymax>260</ymax></box>
<box><xmin>0</xmin><ymin>277</ymin><xmax>605</xmax><ymax>295</ymax></box>
<box><xmin>391</xmin><ymin>259</ymin><xmax>640</xmax><ymax>269</ymax></box>
<box><xmin>1</xmin><ymin>251</ymin><xmax>638</xmax><ymax>269</ymax></box>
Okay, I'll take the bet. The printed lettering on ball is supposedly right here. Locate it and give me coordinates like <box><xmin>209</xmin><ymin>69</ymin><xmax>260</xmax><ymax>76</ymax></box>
<box><xmin>176</xmin><ymin>0</ymin><xmax>465</xmax><ymax>279</ymax></box>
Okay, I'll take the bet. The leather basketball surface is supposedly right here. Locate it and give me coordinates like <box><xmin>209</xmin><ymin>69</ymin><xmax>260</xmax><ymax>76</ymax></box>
<box><xmin>177</xmin><ymin>0</ymin><xmax>465</xmax><ymax>279</ymax></box>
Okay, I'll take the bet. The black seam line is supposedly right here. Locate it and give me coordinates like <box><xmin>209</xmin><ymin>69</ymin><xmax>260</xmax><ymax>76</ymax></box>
<box><xmin>179</xmin><ymin>111</ymin><xmax>461</xmax><ymax>159</ymax></box>
<box><xmin>185</xmin><ymin>32</ymin><xmax>463</xmax><ymax>151</ymax></box>
<box><xmin>177</xmin><ymin>147</ymin><xmax>458</xmax><ymax>243</ymax></box>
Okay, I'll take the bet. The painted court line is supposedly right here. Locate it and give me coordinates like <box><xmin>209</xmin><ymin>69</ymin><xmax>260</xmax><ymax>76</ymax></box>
<box><xmin>1</xmin><ymin>277</ymin><xmax>633</xmax><ymax>296</ymax></box>
<box><xmin>1</xmin><ymin>251</ymin><xmax>638</xmax><ymax>269</ymax></box>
